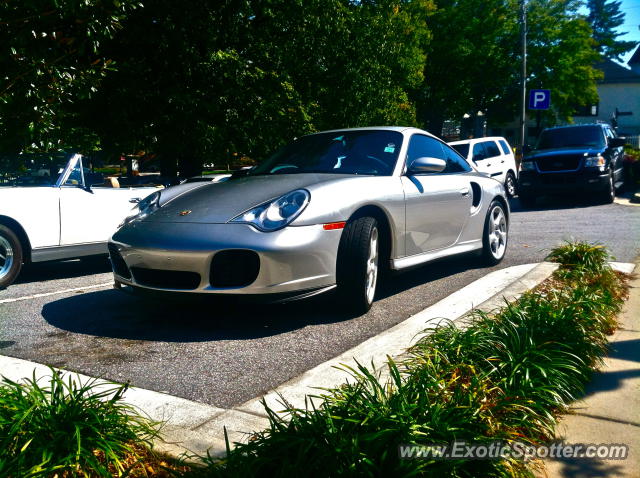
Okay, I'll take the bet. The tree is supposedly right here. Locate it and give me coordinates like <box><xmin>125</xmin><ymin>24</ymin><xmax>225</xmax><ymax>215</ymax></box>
<box><xmin>586</xmin><ymin>0</ymin><xmax>637</xmax><ymax>60</ymax></box>
<box><xmin>0</xmin><ymin>0</ymin><xmax>141</xmax><ymax>154</ymax></box>
<box><xmin>88</xmin><ymin>0</ymin><xmax>431</xmax><ymax>176</ymax></box>
<box><xmin>415</xmin><ymin>0</ymin><xmax>602</xmax><ymax>135</ymax></box>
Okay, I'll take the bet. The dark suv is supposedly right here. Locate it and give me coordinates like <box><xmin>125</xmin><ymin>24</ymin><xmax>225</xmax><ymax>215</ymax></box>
<box><xmin>518</xmin><ymin>123</ymin><xmax>626</xmax><ymax>207</ymax></box>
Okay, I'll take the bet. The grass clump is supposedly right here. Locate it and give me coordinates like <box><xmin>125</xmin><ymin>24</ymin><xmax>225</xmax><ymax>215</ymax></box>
<box><xmin>184</xmin><ymin>241</ymin><xmax>628</xmax><ymax>477</ymax></box>
<box><xmin>0</xmin><ymin>369</ymin><xmax>159</xmax><ymax>477</ymax></box>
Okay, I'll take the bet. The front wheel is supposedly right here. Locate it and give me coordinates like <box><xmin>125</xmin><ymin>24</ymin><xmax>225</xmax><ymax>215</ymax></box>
<box><xmin>336</xmin><ymin>217</ymin><xmax>379</xmax><ymax>315</ymax></box>
<box><xmin>0</xmin><ymin>225</ymin><xmax>23</xmax><ymax>289</ymax></box>
<box><xmin>481</xmin><ymin>201</ymin><xmax>508</xmax><ymax>266</ymax></box>
<box><xmin>599</xmin><ymin>169</ymin><xmax>615</xmax><ymax>204</ymax></box>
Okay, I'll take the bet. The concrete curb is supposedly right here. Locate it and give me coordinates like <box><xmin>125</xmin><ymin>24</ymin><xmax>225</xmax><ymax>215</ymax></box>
<box><xmin>0</xmin><ymin>261</ymin><xmax>633</xmax><ymax>460</ymax></box>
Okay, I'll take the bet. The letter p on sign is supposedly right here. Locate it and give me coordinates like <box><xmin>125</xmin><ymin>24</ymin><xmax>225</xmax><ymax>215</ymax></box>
<box><xmin>529</xmin><ymin>89</ymin><xmax>550</xmax><ymax>110</ymax></box>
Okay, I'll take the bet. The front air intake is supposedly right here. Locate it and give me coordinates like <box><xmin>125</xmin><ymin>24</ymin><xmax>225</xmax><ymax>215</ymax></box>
<box><xmin>210</xmin><ymin>250</ymin><xmax>260</xmax><ymax>288</ymax></box>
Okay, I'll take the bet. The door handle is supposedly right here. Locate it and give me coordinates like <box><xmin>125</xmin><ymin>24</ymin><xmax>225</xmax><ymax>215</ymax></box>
<box><xmin>501</xmin><ymin>160</ymin><xmax>505</xmax><ymax>163</ymax></box>
<box><xmin>129</xmin><ymin>197</ymin><xmax>141</xmax><ymax>204</ymax></box>
<box><xmin>460</xmin><ymin>187</ymin><xmax>470</xmax><ymax>197</ymax></box>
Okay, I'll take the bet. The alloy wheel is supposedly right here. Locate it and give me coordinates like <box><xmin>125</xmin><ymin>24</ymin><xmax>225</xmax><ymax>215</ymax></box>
<box><xmin>365</xmin><ymin>227</ymin><xmax>379</xmax><ymax>304</ymax></box>
<box><xmin>488</xmin><ymin>206</ymin><xmax>507</xmax><ymax>260</ymax></box>
<box><xmin>0</xmin><ymin>235</ymin><xmax>14</xmax><ymax>281</ymax></box>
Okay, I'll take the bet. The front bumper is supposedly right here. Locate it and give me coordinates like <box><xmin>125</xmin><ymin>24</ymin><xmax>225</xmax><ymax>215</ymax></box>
<box><xmin>109</xmin><ymin>221</ymin><xmax>341</xmax><ymax>295</ymax></box>
<box><xmin>518</xmin><ymin>170</ymin><xmax>610</xmax><ymax>194</ymax></box>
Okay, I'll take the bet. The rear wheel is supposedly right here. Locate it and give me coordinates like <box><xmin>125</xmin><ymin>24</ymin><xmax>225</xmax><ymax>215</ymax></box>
<box><xmin>505</xmin><ymin>171</ymin><xmax>517</xmax><ymax>198</ymax></box>
<box><xmin>482</xmin><ymin>201</ymin><xmax>508</xmax><ymax>265</ymax></box>
<box><xmin>336</xmin><ymin>217</ymin><xmax>379</xmax><ymax>315</ymax></box>
<box><xmin>0</xmin><ymin>225</ymin><xmax>23</xmax><ymax>289</ymax></box>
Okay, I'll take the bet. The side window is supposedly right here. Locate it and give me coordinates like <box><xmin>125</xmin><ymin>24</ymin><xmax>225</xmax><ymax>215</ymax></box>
<box><xmin>605</xmin><ymin>128</ymin><xmax>615</xmax><ymax>140</ymax></box>
<box><xmin>63</xmin><ymin>157</ymin><xmax>85</xmax><ymax>187</ymax></box>
<box><xmin>472</xmin><ymin>142</ymin><xmax>487</xmax><ymax>161</ymax></box>
<box><xmin>483</xmin><ymin>141</ymin><xmax>502</xmax><ymax>158</ymax></box>
<box><xmin>498</xmin><ymin>139</ymin><xmax>511</xmax><ymax>155</ymax></box>
<box><xmin>441</xmin><ymin>143</ymin><xmax>472</xmax><ymax>173</ymax></box>
<box><xmin>406</xmin><ymin>134</ymin><xmax>446</xmax><ymax>165</ymax></box>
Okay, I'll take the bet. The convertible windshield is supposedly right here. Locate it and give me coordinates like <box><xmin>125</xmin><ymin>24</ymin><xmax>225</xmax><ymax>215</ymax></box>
<box><xmin>535</xmin><ymin>126</ymin><xmax>605</xmax><ymax>150</ymax></box>
<box><xmin>251</xmin><ymin>130</ymin><xmax>403</xmax><ymax>176</ymax></box>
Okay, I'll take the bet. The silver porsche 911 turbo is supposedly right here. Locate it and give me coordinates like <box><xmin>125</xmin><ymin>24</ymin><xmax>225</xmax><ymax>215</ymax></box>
<box><xmin>109</xmin><ymin>127</ymin><xmax>509</xmax><ymax>314</ymax></box>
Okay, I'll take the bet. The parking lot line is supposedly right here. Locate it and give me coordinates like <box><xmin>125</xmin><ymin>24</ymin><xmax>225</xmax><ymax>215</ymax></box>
<box><xmin>0</xmin><ymin>282</ymin><xmax>113</xmax><ymax>304</ymax></box>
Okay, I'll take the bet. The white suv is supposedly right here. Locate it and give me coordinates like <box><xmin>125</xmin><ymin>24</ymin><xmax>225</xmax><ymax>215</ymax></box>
<box><xmin>449</xmin><ymin>137</ymin><xmax>518</xmax><ymax>197</ymax></box>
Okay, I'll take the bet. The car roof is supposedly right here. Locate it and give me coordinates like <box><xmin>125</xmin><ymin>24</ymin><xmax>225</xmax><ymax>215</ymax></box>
<box><xmin>305</xmin><ymin>126</ymin><xmax>438</xmax><ymax>138</ymax></box>
<box><xmin>543</xmin><ymin>123</ymin><xmax>607</xmax><ymax>132</ymax></box>
<box><xmin>448</xmin><ymin>136</ymin><xmax>510</xmax><ymax>145</ymax></box>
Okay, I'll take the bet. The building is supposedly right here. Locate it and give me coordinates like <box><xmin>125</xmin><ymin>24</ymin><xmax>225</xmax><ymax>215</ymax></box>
<box><xmin>573</xmin><ymin>50</ymin><xmax>640</xmax><ymax>136</ymax></box>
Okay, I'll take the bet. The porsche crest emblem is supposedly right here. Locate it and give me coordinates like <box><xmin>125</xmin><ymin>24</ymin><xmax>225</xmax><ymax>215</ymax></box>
<box><xmin>179</xmin><ymin>210</ymin><xmax>192</xmax><ymax>216</ymax></box>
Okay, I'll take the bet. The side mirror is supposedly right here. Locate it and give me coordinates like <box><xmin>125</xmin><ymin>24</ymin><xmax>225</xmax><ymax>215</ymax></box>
<box><xmin>407</xmin><ymin>157</ymin><xmax>446</xmax><ymax>174</ymax></box>
<box><xmin>609</xmin><ymin>137</ymin><xmax>626</xmax><ymax>148</ymax></box>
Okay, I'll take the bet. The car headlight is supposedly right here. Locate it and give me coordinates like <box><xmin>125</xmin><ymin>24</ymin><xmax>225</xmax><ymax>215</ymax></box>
<box><xmin>119</xmin><ymin>191</ymin><xmax>161</xmax><ymax>228</ymax></box>
<box><xmin>520</xmin><ymin>161</ymin><xmax>536</xmax><ymax>171</ymax></box>
<box><xmin>584</xmin><ymin>155</ymin><xmax>605</xmax><ymax>169</ymax></box>
<box><xmin>231</xmin><ymin>189</ymin><xmax>310</xmax><ymax>232</ymax></box>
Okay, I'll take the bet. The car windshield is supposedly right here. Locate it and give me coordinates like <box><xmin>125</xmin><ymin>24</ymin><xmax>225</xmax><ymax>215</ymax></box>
<box><xmin>450</xmin><ymin>143</ymin><xmax>469</xmax><ymax>158</ymax></box>
<box><xmin>250</xmin><ymin>130</ymin><xmax>403</xmax><ymax>176</ymax></box>
<box><xmin>535</xmin><ymin>126</ymin><xmax>605</xmax><ymax>150</ymax></box>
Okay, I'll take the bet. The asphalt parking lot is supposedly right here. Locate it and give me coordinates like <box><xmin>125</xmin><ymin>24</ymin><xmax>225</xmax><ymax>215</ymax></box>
<box><xmin>1</xmin><ymin>196</ymin><xmax>639</xmax><ymax>408</ymax></box>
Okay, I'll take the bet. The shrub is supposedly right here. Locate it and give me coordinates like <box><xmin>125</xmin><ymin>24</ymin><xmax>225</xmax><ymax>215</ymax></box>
<box><xmin>0</xmin><ymin>369</ymin><xmax>158</xmax><ymax>477</ymax></box>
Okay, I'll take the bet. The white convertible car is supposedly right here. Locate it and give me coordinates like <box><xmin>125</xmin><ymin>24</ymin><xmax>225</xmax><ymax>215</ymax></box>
<box><xmin>0</xmin><ymin>154</ymin><xmax>158</xmax><ymax>288</ymax></box>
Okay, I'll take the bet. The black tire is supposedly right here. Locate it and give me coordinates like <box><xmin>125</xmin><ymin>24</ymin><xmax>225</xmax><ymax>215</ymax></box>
<box><xmin>600</xmin><ymin>169</ymin><xmax>615</xmax><ymax>204</ymax></box>
<box><xmin>0</xmin><ymin>225</ymin><xmax>23</xmax><ymax>289</ymax></box>
<box><xmin>519</xmin><ymin>193</ymin><xmax>536</xmax><ymax>208</ymax></box>
<box><xmin>481</xmin><ymin>200</ymin><xmax>508</xmax><ymax>266</ymax></box>
<box><xmin>505</xmin><ymin>171</ymin><xmax>517</xmax><ymax>198</ymax></box>
<box><xmin>336</xmin><ymin>217</ymin><xmax>379</xmax><ymax>315</ymax></box>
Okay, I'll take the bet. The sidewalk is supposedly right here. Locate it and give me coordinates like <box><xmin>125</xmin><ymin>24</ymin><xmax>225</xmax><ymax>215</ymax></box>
<box><xmin>541</xmin><ymin>263</ymin><xmax>640</xmax><ymax>477</ymax></box>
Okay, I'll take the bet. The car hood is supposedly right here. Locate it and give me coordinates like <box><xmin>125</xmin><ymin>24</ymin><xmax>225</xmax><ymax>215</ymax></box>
<box><xmin>525</xmin><ymin>147</ymin><xmax>604</xmax><ymax>160</ymax></box>
<box><xmin>143</xmin><ymin>173</ymin><xmax>352</xmax><ymax>224</ymax></box>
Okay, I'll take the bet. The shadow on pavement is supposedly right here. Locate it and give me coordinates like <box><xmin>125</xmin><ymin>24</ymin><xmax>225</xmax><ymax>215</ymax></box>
<box><xmin>582</xmin><ymin>338</ymin><xmax>640</xmax><ymax>398</ymax></box>
<box><xmin>42</xmin><ymin>252</ymin><xmax>488</xmax><ymax>342</ymax></box>
<box><xmin>550</xmin><ymin>456</ymin><xmax>625</xmax><ymax>478</ymax></box>
<box><xmin>509</xmin><ymin>195</ymin><xmax>614</xmax><ymax>213</ymax></box>
<box><xmin>15</xmin><ymin>256</ymin><xmax>112</xmax><ymax>285</ymax></box>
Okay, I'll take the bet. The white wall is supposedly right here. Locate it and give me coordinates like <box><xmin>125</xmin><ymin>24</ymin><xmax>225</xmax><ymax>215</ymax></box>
<box><xmin>574</xmin><ymin>82</ymin><xmax>640</xmax><ymax>134</ymax></box>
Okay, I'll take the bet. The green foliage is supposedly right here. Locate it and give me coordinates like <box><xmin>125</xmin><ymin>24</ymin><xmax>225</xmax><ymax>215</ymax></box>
<box><xmin>182</xmin><ymin>241</ymin><xmax>626</xmax><ymax>477</ymax></box>
<box><xmin>586</xmin><ymin>0</ymin><xmax>638</xmax><ymax>60</ymax></box>
<box><xmin>0</xmin><ymin>369</ymin><xmax>158</xmax><ymax>477</ymax></box>
<box><xmin>546</xmin><ymin>240</ymin><xmax>612</xmax><ymax>277</ymax></box>
<box><xmin>0</xmin><ymin>0</ymin><xmax>142</xmax><ymax>153</ymax></box>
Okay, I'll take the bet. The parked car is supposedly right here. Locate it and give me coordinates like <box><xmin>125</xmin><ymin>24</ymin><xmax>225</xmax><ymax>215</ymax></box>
<box><xmin>109</xmin><ymin>127</ymin><xmax>510</xmax><ymax>314</ymax></box>
<box><xmin>518</xmin><ymin>123</ymin><xmax>626</xmax><ymax>207</ymax></box>
<box><xmin>0</xmin><ymin>154</ymin><xmax>159</xmax><ymax>288</ymax></box>
<box><xmin>448</xmin><ymin>137</ymin><xmax>518</xmax><ymax>198</ymax></box>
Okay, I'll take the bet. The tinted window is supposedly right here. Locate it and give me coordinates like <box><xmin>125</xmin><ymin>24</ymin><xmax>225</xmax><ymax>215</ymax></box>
<box><xmin>251</xmin><ymin>130</ymin><xmax>402</xmax><ymax>176</ymax></box>
<box><xmin>536</xmin><ymin>126</ymin><xmax>606</xmax><ymax>149</ymax></box>
<box><xmin>498</xmin><ymin>139</ymin><xmax>511</xmax><ymax>155</ymax></box>
<box><xmin>451</xmin><ymin>143</ymin><xmax>469</xmax><ymax>158</ymax></box>
<box><xmin>406</xmin><ymin>134</ymin><xmax>446</xmax><ymax>164</ymax></box>
<box><xmin>407</xmin><ymin>135</ymin><xmax>470</xmax><ymax>174</ymax></box>
<box><xmin>472</xmin><ymin>142</ymin><xmax>487</xmax><ymax>161</ymax></box>
<box><xmin>483</xmin><ymin>141</ymin><xmax>501</xmax><ymax>158</ymax></box>
<box><xmin>441</xmin><ymin>143</ymin><xmax>472</xmax><ymax>173</ymax></box>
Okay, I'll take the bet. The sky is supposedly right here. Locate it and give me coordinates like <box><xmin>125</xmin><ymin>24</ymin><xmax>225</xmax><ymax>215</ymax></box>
<box><xmin>615</xmin><ymin>0</ymin><xmax>640</xmax><ymax>65</ymax></box>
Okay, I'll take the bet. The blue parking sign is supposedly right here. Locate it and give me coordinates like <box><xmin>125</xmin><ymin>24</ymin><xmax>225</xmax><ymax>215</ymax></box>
<box><xmin>529</xmin><ymin>89</ymin><xmax>550</xmax><ymax>110</ymax></box>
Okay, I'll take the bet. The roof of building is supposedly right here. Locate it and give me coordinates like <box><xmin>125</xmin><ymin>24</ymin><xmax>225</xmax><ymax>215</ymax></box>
<box><xmin>596</xmin><ymin>58</ymin><xmax>640</xmax><ymax>84</ymax></box>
